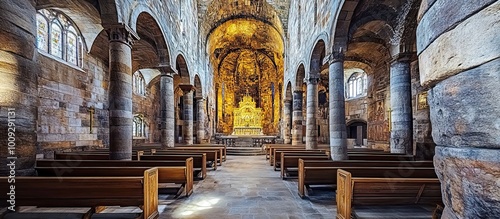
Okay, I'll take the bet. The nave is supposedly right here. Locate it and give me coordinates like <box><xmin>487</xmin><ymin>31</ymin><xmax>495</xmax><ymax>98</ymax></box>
<box><xmin>159</xmin><ymin>155</ymin><xmax>336</xmax><ymax>219</ymax></box>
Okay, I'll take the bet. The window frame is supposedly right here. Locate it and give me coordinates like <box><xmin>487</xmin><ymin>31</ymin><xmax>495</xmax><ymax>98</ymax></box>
<box><xmin>36</xmin><ymin>9</ymin><xmax>84</xmax><ymax>67</ymax></box>
<box><xmin>346</xmin><ymin>72</ymin><xmax>368</xmax><ymax>99</ymax></box>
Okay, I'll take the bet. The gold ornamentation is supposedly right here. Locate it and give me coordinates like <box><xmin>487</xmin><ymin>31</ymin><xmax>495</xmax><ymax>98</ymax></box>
<box><xmin>417</xmin><ymin>91</ymin><xmax>429</xmax><ymax>110</ymax></box>
<box><xmin>232</xmin><ymin>92</ymin><xmax>263</xmax><ymax>135</ymax></box>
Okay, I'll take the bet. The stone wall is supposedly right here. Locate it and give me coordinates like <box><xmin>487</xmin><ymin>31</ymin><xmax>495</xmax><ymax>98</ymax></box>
<box><xmin>410</xmin><ymin>60</ymin><xmax>434</xmax><ymax>160</ymax></box>
<box><xmin>36</xmin><ymin>52</ymin><xmax>109</xmax><ymax>158</ymax></box>
<box><xmin>132</xmin><ymin>81</ymin><xmax>161</xmax><ymax>146</ymax></box>
<box><xmin>286</xmin><ymin>0</ymin><xmax>339</xmax><ymax>89</ymax></box>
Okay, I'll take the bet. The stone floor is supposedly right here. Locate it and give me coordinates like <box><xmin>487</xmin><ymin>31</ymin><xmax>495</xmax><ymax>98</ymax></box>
<box><xmin>157</xmin><ymin>155</ymin><xmax>337</xmax><ymax>219</ymax></box>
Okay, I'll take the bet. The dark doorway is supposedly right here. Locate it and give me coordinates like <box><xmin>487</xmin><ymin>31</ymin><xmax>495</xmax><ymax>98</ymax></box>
<box><xmin>347</xmin><ymin>121</ymin><xmax>367</xmax><ymax>146</ymax></box>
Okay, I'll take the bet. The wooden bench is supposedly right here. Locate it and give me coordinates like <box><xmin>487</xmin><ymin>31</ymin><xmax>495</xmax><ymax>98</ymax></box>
<box><xmin>297</xmin><ymin>159</ymin><xmax>435</xmax><ymax>198</ymax></box>
<box><xmin>0</xmin><ymin>168</ymin><xmax>159</xmax><ymax>219</ymax></box>
<box><xmin>348</xmin><ymin>154</ymin><xmax>415</xmax><ymax>161</ymax></box>
<box><xmin>37</xmin><ymin>158</ymin><xmax>206</xmax><ymax>180</ymax></box>
<box><xmin>336</xmin><ymin>169</ymin><xmax>442</xmax><ymax>219</ymax></box>
<box><xmin>150</xmin><ymin>150</ymin><xmax>218</xmax><ymax>170</ymax></box>
<box><xmin>175</xmin><ymin>144</ymin><xmax>227</xmax><ymax>161</ymax></box>
<box><xmin>167</xmin><ymin>147</ymin><xmax>224</xmax><ymax>166</ymax></box>
<box><xmin>54</xmin><ymin>153</ymin><xmax>141</xmax><ymax>160</ymax></box>
<box><xmin>273</xmin><ymin>149</ymin><xmax>328</xmax><ymax>167</ymax></box>
<box><xmin>36</xmin><ymin>164</ymin><xmax>193</xmax><ymax>197</ymax></box>
<box><xmin>280</xmin><ymin>154</ymin><xmax>330</xmax><ymax>179</ymax></box>
<box><xmin>141</xmin><ymin>152</ymin><xmax>207</xmax><ymax>179</ymax></box>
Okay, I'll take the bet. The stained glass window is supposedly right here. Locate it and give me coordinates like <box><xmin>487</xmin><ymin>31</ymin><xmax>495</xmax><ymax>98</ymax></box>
<box><xmin>35</xmin><ymin>9</ymin><xmax>83</xmax><ymax>67</ymax></box>
<box><xmin>36</xmin><ymin>14</ymin><xmax>48</xmax><ymax>52</ymax></box>
<box><xmin>346</xmin><ymin>72</ymin><xmax>368</xmax><ymax>99</ymax></box>
<box><xmin>50</xmin><ymin>22</ymin><xmax>63</xmax><ymax>58</ymax></box>
<box><xmin>133</xmin><ymin>116</ymin><xmax>146</xmax><ymax>137</ymax></box>
<box><xmin>133</xmin><ymin>72</ymin><xmax>146</xmax><ymax>95</ymax></box>
<box><xmin>67</xmin><ymin>28</ymin><xmax>78</xmax><ymax>65</ymax></box>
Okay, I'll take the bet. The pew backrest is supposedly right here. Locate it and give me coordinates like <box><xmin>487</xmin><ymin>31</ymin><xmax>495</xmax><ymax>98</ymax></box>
<box><xmin>0</xmin><ymin>168</ymin><xmax>159</xmax><ymax>219</ymax></box>
<box><xmin>336</xmin><ymin>169</ymin><xmax>441</xmax><ymax>219</ymax></box>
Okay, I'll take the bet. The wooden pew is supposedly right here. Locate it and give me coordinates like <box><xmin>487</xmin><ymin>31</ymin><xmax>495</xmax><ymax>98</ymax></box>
<box><xmin>348</xmin><ymin>154</ymin><xmax>415</xmax><ymax>161</ymax></box>
<box><xmin>297</xmin><ymin>159</ymin><xmax>435</xmax><ymax>198</ymax></box>
<box><xmin>151</xmin><ymin>150</ymin><xmax>218</xmax><ymax>170</ymax></box>
<box><xmin>37</xmin><ymin>158</ymin><xmax>206</xmax><ymax>180</ymax></box>
<box><xmin>264</xmin><ymin>144</ymin><xmax>301</xmax><ymax>159</ymax></box>
<box><xmin>54</xmin><ymin>153</ymin><xmax>141</xmax><ymax>160</ymax></box>
<box><xmin>336</xmin><ymin>169</ymin><xmax>442</xmax><ymax>219</ymax></box>
<box><xmin>175</xmin><ymin>144</ymin><xmax>227</xmax><ymax>161</ymax></box>
<box><xmin>0</xmin><ymin>168</ymin><xmax>159</xmax><ymax>219</ymax></box>
<box><xmin>141</xmin><ymin>154</ymin><xmax>208</xmax><ymax>179</ymax></box>
<box><xmin>36</xmin><ymin>165</ymin><xmax>193</xmax><ymax>197</ymax></box>
<box><xmin>167</xmin><ymin>147</ymin><xmax>224</xmax><ymax>166</ymax></box>
<box><xmin>272</xmin><ymin>149</ymin><xmax>328</xmax><ymax>167</ymax></box>
<box><xmin>280</xmin><ymin>154</ymin><xmax>330</xmax><ymax>179</ymax></box>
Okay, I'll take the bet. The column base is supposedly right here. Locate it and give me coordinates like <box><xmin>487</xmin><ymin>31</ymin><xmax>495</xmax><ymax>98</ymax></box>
<box><xmin>434</xmin><ymin>146</ymin><xmax>500</xmax><ymax>218</ymax></box>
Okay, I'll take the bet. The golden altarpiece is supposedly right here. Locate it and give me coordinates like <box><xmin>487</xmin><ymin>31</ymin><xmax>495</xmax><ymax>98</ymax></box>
<box><xmin>232</xmin><ymin>94</ymin><xmax>263</xmax><ymax>135</ymax></box>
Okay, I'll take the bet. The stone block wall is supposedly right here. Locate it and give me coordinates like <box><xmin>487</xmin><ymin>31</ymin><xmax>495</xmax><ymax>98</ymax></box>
<box><xmin>36</xmin><ymin>53</ymin><xmax>109</xmax><ymax>158</ymax></box>
<box><xmin>132</xmin><ymin>81</ymin><xmax>161</xmax><ymax>146</ymax></box>
<box><xmin>410</xmin><ymin>60</ymin><xmax>434</xmax><ymax>160</ymax></box>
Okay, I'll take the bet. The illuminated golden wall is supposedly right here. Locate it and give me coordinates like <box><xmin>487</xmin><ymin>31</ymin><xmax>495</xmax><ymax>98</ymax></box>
<box><xmin>208</xmin><ymin>18</ymin><xmax>284</xmax><ymax>135</ymax></box>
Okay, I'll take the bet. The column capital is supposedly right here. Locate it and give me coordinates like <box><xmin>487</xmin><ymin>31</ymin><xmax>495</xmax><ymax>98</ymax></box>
<box><xmin>105</xmin><ymin>24</ymin><xmax>140</xmax><ymax>47</ymax></box>
<box><xmin>304</xmin><ymin>77</ymin><xmax>320</xmax><ymax>85</ymax></box>
<box><xmin>195</xmin><ymin>96</ymin><xmax>205</xmax><ymax>101</ymax></box>
<box><xmin>390</xmin><ymin>52</ymin><xmax>416</xmax><ymax>64</ymax></box>
<box><xmin>157</xmin><ymin>64</ymin><xmax>175</xmax><ymax>77</ymax></box>
<box><xmin>326</xmin><ymin>51</ymin><xmax>345</xmax><ymax>64</ymax></box>
<box><xmin>179</xmin><ymin>84</ymin><xmax>195</xmax><ymax>94</ymax></box>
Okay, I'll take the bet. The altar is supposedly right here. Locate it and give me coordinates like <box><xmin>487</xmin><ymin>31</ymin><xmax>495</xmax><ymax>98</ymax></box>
<box><xmin>231</xmin><ymin>94</ymin><xmax>263</xmax><ymax>135</ymax></box>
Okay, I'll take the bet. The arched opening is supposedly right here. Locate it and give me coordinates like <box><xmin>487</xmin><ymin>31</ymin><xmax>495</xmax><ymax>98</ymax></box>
<box><xmin>346</xmin><ymin>120</ymin><xmax>368</xmax><ymax>147</ymax></box>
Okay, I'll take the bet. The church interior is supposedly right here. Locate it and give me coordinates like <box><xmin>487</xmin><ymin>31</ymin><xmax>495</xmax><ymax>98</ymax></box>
<box><xmin>0</xmin><ymin>0</ymin><xmax>499</xmax><ymax>218</ymax></box>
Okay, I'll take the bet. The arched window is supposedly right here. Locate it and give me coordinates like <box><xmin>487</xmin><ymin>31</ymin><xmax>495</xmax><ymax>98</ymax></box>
<box><xmin>346</xmin><ymin>72</ymin><xmax>367</xmax><ymax>99</ymax></box>
<box><xmin>133</xmin><ymin>115</ymin><xmax>147</xmax><ymax>138</ymax></box>
<box><xmin>133</xmin><ymin>72</ymin><xmax>146</xmax><ymax>95</ymax></box>
<box><xmin>36</xmin><ymin>9</ymin><xmax>83</xmax><ymax>67</ymax></box>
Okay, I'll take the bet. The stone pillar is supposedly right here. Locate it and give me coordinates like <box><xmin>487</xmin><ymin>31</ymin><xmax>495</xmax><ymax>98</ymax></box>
<box><xmin>196</xmin><ymin>97</ymin><xmax>205</xmax><ymax>144</ymax></box>
<box><xmin>329</xmin><ymin>52</ymin><xmax>348</xmax><ymax>160</ymax></box>
<box><xmin>305</xmin><ymin>77</ymin><xmax>319</xmax><ymax>149</ymax></box>
<box><xmin>417</xmin><ymin>1</ymin><xmax>500</xmax><ymax>217</ymax></box>
<box><xmin>390</xmin><ymin>54</ymin><xmax>413</xmax><ymax>154</ymax></box>
<box><xmin>160</xmin><ymin>70</ymin><xmax>175</xmax><ymax>148</ymax></box>
<box><xmin>180</xmin><ymin>85</ymin><xmax>194</xmax><ymax>145</ymax></box>
<box><xmin>291</xmin><ymin>91</ymin><xmax>303</xmax><ymax>145</ymax></box>
<box><xmin>0</xmin><ymin>0</ymin><xmax>38</xmax><ymax>175</ymax></box>
<box><xmin>107</xmin><ymin>25</ymin><xmax>138</xmax><ymax>160</ymax></box>
<box><xmin>283</xmin><ymin>99</ymin><xmax>292</xmax><ymax>144</ymax></box>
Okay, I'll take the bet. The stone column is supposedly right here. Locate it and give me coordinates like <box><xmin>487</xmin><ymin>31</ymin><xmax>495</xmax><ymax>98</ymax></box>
<box><xmin>329</xmin><ymin>52</ymin><xmax>348</xmax><ymax>160</ymax></box>
<box><xmin>180</xmin><ymin>85</ymin><xmax>194</xmax><ymax>145</ymax></box>
<box><xmin>107</xmin><ymin>25</ymin><xmax>138</xmax><ymax>160</ymax></box>
<box><xmin>417</xmin><ymin>1</ymin><xmax>500</xmax><ymax>217</ymax></box>
<box><xmin>160</xmin><ymin>69</ymin><xmax>175</xmax><ymax>148</ymax></box>
<box><xmin>283</xmin><ymin>99</ymin><xmax>292</xmax><ymax>144</ymax></box>
<box><xmin>0</xmin><ymin>0</ymin><xmax>38</xmax><ymax>175</ymax></box>
<box><xmin>196</xmin><ymin>97</ymin><xmax>205</xmax><ymax>144</ymax></box>
<box><xmin>291</xmin><ymin>91</ymin><xmax>303</xmax><ymax>145</ymax></box>
<box><xmin>305</xmin><ymin>77</ymin><xmax>319</xmax><ymax>149</ymax></box>
<box><xmin>390</xmin><ymin>54</ymin><xmax>413</xmax><ymax>155</ymax></box>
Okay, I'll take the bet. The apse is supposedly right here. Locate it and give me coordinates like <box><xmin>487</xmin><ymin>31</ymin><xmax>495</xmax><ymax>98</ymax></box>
<box><xmin>208</xmin><ymin>18</ymin><xmax>284</xmax><ymax>135</ymax></box>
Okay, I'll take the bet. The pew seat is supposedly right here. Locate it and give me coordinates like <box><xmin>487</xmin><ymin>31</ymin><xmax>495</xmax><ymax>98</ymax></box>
<box><xmin>336</xmin><ymin>169</ymin><xmax>442</xmax><ymax>219</ymax></box>
<box><xmin>0</xmin><ymin>168</ymin><xmax>159</xmax><ymax>219</ymax></box>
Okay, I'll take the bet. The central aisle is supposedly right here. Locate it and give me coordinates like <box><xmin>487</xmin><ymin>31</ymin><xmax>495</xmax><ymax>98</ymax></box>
<box><xmin>159</xmin><ymin>155</ymin><xmax>336</xmax><ymax>219</ymax></box>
